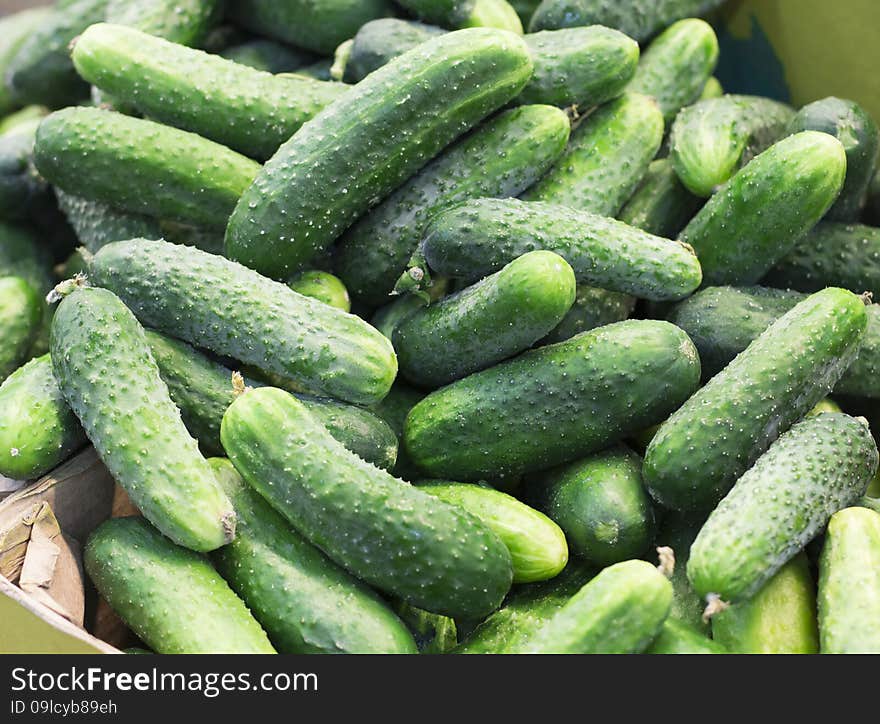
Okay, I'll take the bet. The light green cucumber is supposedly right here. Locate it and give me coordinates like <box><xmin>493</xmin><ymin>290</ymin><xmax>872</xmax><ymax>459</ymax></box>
<box><xmin>645</xmin><ymin>619</ymin><xmax>726</xmax><ymax>654</ymax></box>
<box><xmin>0</xmin><ymin>276</ymin><xmax>40</xmax><ymax>381</ymax></box>
<box><xmin>396</xmin><ymin>0</ymin><xmax>476</xmax><ymax>26</ymax></box>
<box><xmin>0</xmin><ymin>105</ymin><xmax>48</xmax><ymax>136</ymax></box>
<box><xmin>618</xmin><ymin>158</ymin><xmax>703</xmax><ymax>239</ymax></box>
<box><xmin>465</xmin><ymin>0</ymin><xmax>523</xmax><ymax>31</ymax></box>
<box><xmin>0</xmin><ymin>9</ymin><xmax>52</xmax><ymax>116</ymax></box>
<box><xmin>540</xmin><ymin>285</ymin><xmax>635</xmax><ymax>344</ymax></box>
<box><xmin>54</xmin><ymin>191</ymin><xmax>161</xmax><ymax>253</ymax></box>
<box><xmin>105</xmin><ymin>0</ymin><xmax>222</xmax><ymax>46</ymax></box>
<box><xmin>699</xmin><ymin>76</ymin><xmax>723</xmax><ymax>100</ymax></box>
<box><xmin>287</xmin><ymin>271</ymin><xmax>350</xmax><ymax>312</ymax></box>
<box><xmin>372</xmin><ymin>296</ymin><xmax>430</xmax><ymax>341</ymax></box>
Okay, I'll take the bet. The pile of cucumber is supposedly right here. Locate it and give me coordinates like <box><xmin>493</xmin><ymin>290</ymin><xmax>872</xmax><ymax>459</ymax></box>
<box><xmin>0</xmin><ymin>0</ymin><xmax>878</xmax><ymax>655</ymax></box>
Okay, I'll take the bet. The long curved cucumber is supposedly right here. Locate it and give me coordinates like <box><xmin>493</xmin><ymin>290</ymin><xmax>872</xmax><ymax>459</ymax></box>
<box><xmin>105</xmin><ymin>0</ymin><xmax>222</xmax><ymax>46</ymax></box>
<box><xmin>34</xmin><ymin>108</ymin><xmax>260</xmax><ymax>229</ymax></box>
<box><xmin>688</xmin><ymin>413</ymin><xmax>877</xmax><ymax>607</ymax></box>
<box><xmin>645</xmin><ymin>619</ymin><xmax>726</xmax><ymax>654</ymax></box>
<box><xmin>646</xmin><ymin>288</ymin><xmax>868</xmax><ymax>512</ymax></box>
<box><xmin>85</xmin><ymin>517</ymin><xmax>275</xmax><ymax>654</ymax></box>
<box><xmin>540</xmin><ymin>285</ymin><xmax>635</xmax><ymax>344</ymax></box>
<box><xmin>404</xmin><ymin>319</ymin><xmax>700</xmax><ymax>482</ymax></box>
<box><xmin>221</xmin><ymin>387</ymin><xmax>514</xmax><ymax>618</ymax></box>
<box><xmin>88</xmin><ymin>239</ymin><xmax>397</xmax><ymax>406</ymax></box>
<box><xmin>618</xmin><ymin>159</ymin><xmax>703</xmax><ymax>239</ymax></box>
<box><xmin>0</xmin><ymin>9</ymin><xmax>52</xmax><ymax>116</ymax></box>
<box><xmin>678</xmin><ymin>131</ymin><xmax>846</xmax><ymax>286</ymax></box>
<box><xmin>225</xmin><ymin>28</ymin><xmax>533</xmax><ymax>278</ymax></box>
<box><xmin>54</xmin><ymin>191</ymin><xmax>161</xmax><ymax>254</ymax></box>
<box><xmin>50</xmin><ymin>285</ymin><xmax>235</xmax><ymax>552</ymax></box>
<box><xmin>0</xmin><ymin>276</ymin><xmax>40</xmax><ymax>381</ymax></box>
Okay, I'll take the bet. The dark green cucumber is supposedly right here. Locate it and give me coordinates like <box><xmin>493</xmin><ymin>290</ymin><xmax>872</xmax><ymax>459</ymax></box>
<box><xmin>0</xmin><ymin>221</ymin><xmax>53</xmax><ymax>297</ymax></box>
<box><xmin>219</xmin><ymin>39</ymin><xmax>316</xmax><ymax>74</ymax></box>
<box><xmin>818</xmin><ymin>506</ymin><xmax>880</xmax><ymax>653</ymax></box>
<box><xmin>699</xmin><ymin>75</ymin><xmax>723</xmax><ymax>100</ymax></box>
<box><xmin>55</xmin><ymin>191</ymin><xmax>161</xmax><ymax>253</ymax></box>
<box><xmin>221</xmin><ymin>387</ymin><xmax>513</xmax><ymax>618</ymax></box>
<box><xmin>210</xmin><ymin>458</ymin><xmax>417</xmax><ymax>654</ymax></box>
<box><xmin>787</xmin><ymin>97</ymin><xmax>879</xmax><ymax>222</ymax></box>
<box><xmin>531</xmin><ymin>446</ymin><xmax>655</xmax><ymax>567</ymax></box>
<box><xmin>860</xmin><ymin>496</ymin><xmax>880</xmax><ymax>514</ymax></box>
<box><xmin>465</xmin><ymin>0</ymin><xmax>523</xmax><ymax>31</ymax></box>
<box><xmin>397</xmin><ymin>0</ymin><xmax>475</xmax><ymax>26</ymax></box>
<box><xmin>866</xmin><ymin>167</ymin><xmax>880</xmax><ymax>225</ymax></box>
<box><xmin>369</xmin><ymin>382</ymin><xmax>426</xmax><ymax>480</ymax></box>
<box><xmin>0</xmin><ymin>119</ymin><xmax>53</xmax><ymax>222</ymax></box>
<box><xmin>0</xmin><ymin>9</ymin><xmax>51</xmax><ymax>116</ymax></box>
<box><xmin>372</xmin><ymin>296</ymin><xmax>429</xmax><ymax>341</ymax></box>
<box><xmin>645</xmin><ymin>288</ymin><xmax>869</xmax><ymax>512</ymax></box>
<box><xmin>0</xmin><ymin>276</ymin><xmax>40</xmax><ymax>380</ymax></box>
<box><xmin>667</xmin><ymin>286</ymin><xmax>880</xmax><ymax>399</ymax></box>
<box><xmin>511</xmin><ymin>0</ymin><xmax>541</xmax><ymax>23</ymax></box>
<box><xmin>35</xmin><ymin>108</ymin><xmax>260</xmax><ymax>229</ymax></box>
<box><xmin>50</xmin><ymin>285</ymin><xmax>235</xmax><ymax>552</ymax></box>
<box><xmin>287</xmin><ymin>271</ymin><xmax>351</xmax><ymax>312</ymax></box>
<box><xmin>415</xmin><ymin>480</ymin><xmax>568</xmax><ymax>583</ymax></box>
<box><xmin>72</xmin><ymin>24</ymin><xmax>348</xmax><ymax>161</ymax></box>
<box><xmin>339</xmin><ymin>18</ymin><xmax>445</xmax><ymax>82</ymax></box>
<box><xmin>688</xmin><ymin>413</ymin><xmax>877</xmax><ymax>605</ymax></box>
<box><xmin>678</xmin><ymin>131</ymin><xmax>847</xmax><ymax>286</ymax></box>
<box><xmin>540</xmin><ymin>285</ymin><xmax>635</xmax><ymax>344</ymax></box>
<box><xmin>629</xmin><ymin>19</ymin><xmax>718</xmax><ymax>124</ymax></box>
<box><xmin>645</xmin><ymin>619</ymin><xmax>725</xmax><ymax>654</ymax></box>
<box><xmin>405</xmin><ymin>319</ymin><xmax>700</xmax><ymax>481</ymax></box>
<box><xmin>394</xmin><ymin>251</ymin><xmax>575</xmax><ymax>388</ymax></box>
<box><xmin>416</xmin><ymin>198</ymin><xmax>702</xmax><ymax>301</ymax></box>
<box><xmin>653</xmin><ymin>513</ymin><xmax>709</xmax><ymax>633</ymax></box>
<box><xmin>226</xmin><ymin>28</ymin><xmax>533</xmax><ymax>278</ymax></box>
<box><xmin>334</xmin><ymin>105</ymin><xmax>570</xmax><ymax>306</ymax></box>
<box><xmin>105</xmin><ymin>0</ymin><xmax>222</xmax><ymax>46</ymax></box>
<box><xmin>0</xmin><ymin>355</ymin><xmax>86</xmax><ymax>480</ymax></box>
<box><xmin>711</xmin><ymin>553</ymin><xmax>819</xmax><ymax>654</ymax></box>
<box><xmin>522</xmin><ymin>93</ymin><xmax>663</xmax><ymax>216</ymax></box>
<box><xmin>669</xmin><ymin>95</ymin><xmax>796</xmax><ymax>197</ymax></box>
<box><xmin>89</xmin><ymin>239</ymin><xmax>397</xmax><ymax>406</ymax></box>
<box><xmin>85</xmin><ymin>517</ymin><xmax>275</xmax><ymax>654</ymax></box>
<box><xmin>618</xmin><ymin>159</ymin><xmax>703</xmax><ymax>239</ymax></box>
<box><xmin>291</xmin><ymin>59</ymin><xmax>334</xmax><ymax>81</ymax></box>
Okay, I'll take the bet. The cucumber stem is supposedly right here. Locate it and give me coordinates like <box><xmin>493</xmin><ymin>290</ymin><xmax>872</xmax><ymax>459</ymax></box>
<box><xmin>656</xmin><ymin>546</ymin><xmax>675</xmax><ymax>578</ymax></box>
<box><xmin>702</xmin><ymin>593</ymin><xmax>730</xmax><ymax>622</ymax></box>
<box><xmin>46</xmin><ymin>273</ymin><xmax>88</xmax><ymax>304</ymax></box>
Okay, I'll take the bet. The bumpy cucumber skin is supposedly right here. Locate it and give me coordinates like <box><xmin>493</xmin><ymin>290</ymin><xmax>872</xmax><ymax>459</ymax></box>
<box><xmin>0</xmin><ymin>119</ymin><xmax>54</xmax><ymax>222</ymax></box>
<box><xmin>533</xmin><ymin>446</ymin><xmax>655</xmax><ymax>567</ymax></box>
<box><xmin>0</xmin><ymin>355</ymin><xmax>86</xmax><ymax>480</ymax></box>
<box><xmin>220</xmin><ymin>40</ymin><xmax>315</xmax><ymax>74</ymax></box>
<box><xmin>50</xmin><ymin>287</ymin><xmax>234</xmax><ymax>552</ymax></box>
<box><xmin>653</xmin><ymin>513</ymin><xmax>709</xmax><ymax>633</ymax></box>
<box><xmin>630</xmin><ymin>19</ymin><xmax>719</xmax><ymax>125</ymax></box>
<box><xmin>0</xmin><ymin>276</ymin><xmax>40</xmax><ymax>380</ymax></box>
<box><xmin>514</xmin><ymin>559</ymin><xmax>672</xmax><ymax>653</ymax></box>
<box><xmin>73</xmin><ymin>24</ymin><xmax>347</xmax><ymax>162</ymax></box>
<box><xmin>334</xmin><ymin>105</ymin><xmax>570</xmax><ymax>306</ymax></box>
<box><xmin>105</xmin><ymin>0</ymin><xmax>221</xmax><ymax>46</ymax></box>
<box><xmin>646</xmin><ymin>288</ymin><xmax>869</xmax><ymax>512</ymax></box>
<box><xmin>209</xmin><ymin>459</ymin><xmax>417</xmax><ymax>654</ymax></box>
<box><xmin>669</xmin><ymin>95</ymin><xmax>796</xmax><ymax>197</ymax></box>
<box><xmin>819</xmin><ymin>506</ymin><xmax>880</xmax><ymax>653</ymax></box>
<box><xmin>288</xmin><ymin>271</ymin><xmax>351</xmax><ymax>312</ymax></box>
<box><xmin>34</xmin><ymin>108</ymin><xmax>260</xmax><ymax>229</ymax></box>
<box><xmin>645</xmin><ymin>619</ymin><xmax>725</xmax><ymax>654</ymax></box>
<box><xmin>0</xmin><ymin>221</ymin><xmax>55</xmax><ymax>296</ymax></box>
<box><xmin>226</xmin><ymin>29</ymin><xmax>533</xmax><ymax>279</ymax></box>
<box><xmin>395</xmin><ymin>251</ymin><xmax>576</xmax><ymax>388</ymax></box>
<box><xmin>221</xmin><ymin>387</ymin><xmax>513</xmax><ymax>618</ymax></box>
<box><xmin>618</xmin><ymin>159</ymin><xmax>703</xmax><ymax>239</ymax></box>
<box><xmin>55</xmin><ymin>191</ymin><xmax>161</xmax><ymax>254</ymax></box>
<box><xmin>522</xmin><ymin>93</ymin><xmax>663</xmax><ymax>217</ymax></box>
<box><xmin>788</xmin><ymin>97</ymin><xmax>879</xmax><ymax>222</ymax></box>
<box><xmin>342</xmin><ymin>18</ymin><xmax>445</xmax><ymax>82</ymax></box>
<box><xmin>88</xmin><ymin>239</ymin><xmax>397</xmax><ymax>406</ymax></box>
<box><xmin>405</xmin><ymin>319</ymin><xmax>701</xmax><ymax>482</ymax></box>
<box><xmin>0</xmin><ymin>9</ymin><xmax>51</xmax><ymax>115</ymax></box>
<box><xmin>85</xmin><ymin>517</ymin><xmax>275</xmax><ymax>654</ymax></box>
<box><xmin>541</xmin><ymin>285</ymin><xmax>635</xmax><ymax>344</ymax></box>
<box><xmin>711</xmin><ymin>553</ymin><xmax>819</xmax><ymax>654</ymax></box>
<box><xmin>679</xmin><ymin>131</ymin><xmax>846</xmax><ymax>286</ymax></box>
<box><xmin>688</xmin><ymin>413</ymin><xmax>878</xmax><ymax>604</ymax></box>
<box><xmin>419</xmin><ymin>198</ymin><xmax>702</xmax><ymax>301</ymax></box>
<box><xmin>416</xmin><ymin>480</ymin><xmax>568</xmax><ymax>583</ymax></box>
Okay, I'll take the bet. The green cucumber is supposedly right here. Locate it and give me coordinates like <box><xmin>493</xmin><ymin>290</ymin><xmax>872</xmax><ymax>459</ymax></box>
<box><xmin>0</xmin><ymin>105</ymin><xmax>48</xmax><ymax>136</ymax></box>
<box><xmin>787</xmin><ymin>97</ymin><xmax>879</xmax><ymax>222</ymax></box>
<box><xmin>219</xmin><ymin>40</ymin><xmax>316</xmax><ymax>74</ymax></box>
<box><xmin>645</xmin><ymin>619</ymin><xmax>726</xmax><ymax>654</ymax></box>
<box><xmin>55</xmin><ymin>191</ymin><xmax>161</xmax><ymax>253</ymax></box>
<box><xmin>88</xmin><ymin>238</ymin><xmax>397</xmax><ymax>406</ymax></box>
<box><xmin>540</xmin><ymin>285</ymin><xmax>635</xmax><ymax>344</ymax></box>
<box><xmin>397</xmin><ymin>0</ymin><xmax>475</xmax><ymax>26</ymax></box>
<box><xmin>415</xmin><ymin>480</ymin><xmax>568</xmax><ymax>583</ymax></box>
<box><xmin>711</xmin><ymin>553</ymin><xmax>819</xmax><ymax>654</ymax></box>
<box><xmin>653</xmin><ymin>513</ymin><xmax>709</xmax><ymax>633</ymax></box>
<box><xmin>867</xmin><ymin>167</ymin><xmax>880</xmax><ymax>225</ymax></box>
<box><xmin>530</xmin><ymin>446</ymin><xmax>655</xmax><ymax>567</ymax></box>
<box><xmin>226</xmin><ymin>28</ymin><xmax>533</xmax><ymax>279</ymax></box>
<box><xmin>464</xmin><ymin>0</ymin><xmax>523</xmax><ymax>31</ymax></box>
<box><xmin>105</xmin><ymin>0</ymin><xmax>222</xmax><ymax>46</ymax></box>
<box><xmin>334</xmin><ymin>105</ymin><xmax>570</xmax><ymax>307</ymax></box>
<box><xmin>287</xmin><ymin>271</ymin><xmax>351</xmax><ymax>312</ymax></box>
<box><xmin>618</xmin><ymin>159</ymin><xmax>703</xmax><ymax>239</ymax></box>
<box><xmin>511</xmin><ymin>0</ymin><xmax>541</xmax><ymax>23</ymax></box>
<box><xmin>394</xmin><ymin>251</ymin><xmax>575</xmax><ymax>388</ymax></box>
<box><xmin>0</xmin><ymin>119</ymin><xmax>53</xmax><ymax>222</ymax></box>
<box><xmin>50</xmin><ymin>285</ymin><xmax>235</xmax><ymax>552</ymax></box>
<box><xmin>645</xmin><ymin>288</ymin><xmax>869</xmax><ymax>512</ymax></box>
<box><xmin>372</xmin><ymin>296</ymin><xmax>429</xmax><ymax>341</ymax></box>
<box><xmin>809</xmin><ymin>398</ymin><xmax>843</xmax><ymax>416</ymax></box>
<box><xmin>34</xmin><ymin>108</ymin><xmax>260</xmax><ymax>229</ymax></box>
<box><xmin>0</xmin><ymin>9</ymin><xmax>52</xmax><ymax>116</ymax></box>
<box><xmin>0</xmin><ymin>276</ymin><xmax>41</xmax><ymax>381</ymax></box>
<box><xmin>629</xmin><ymin>19</ymin><xmax>719</xmax><ymax>125</ymax></box>
<box><xmin>688</xmin><ymin>413</ymin><xmax>878</xmax><ymax>605</ymax></box>
<box><xmin>72</xmin><ymin>24</ymin><xmax>348</xmax><ymax>161</ymax></box>
<box><xmin>522</xmin><ymin>93</ymin><xmax>663</xmax><ymax>216</ymax></box>
<box><xmin>339</xmin><ymin>18</ymin><xmax>446</xmax><ymax>82</ymax></box>
<box><xmin>0</xmin><ymin>355</ymin><xmax>86</xmax><ymax>480</ymax></box>
<box><xmin>85</xmin><ymin>517</ymin><xmax>275</xmax><ymax>654</ymax></box>
<box><xmin>0</xmin><ymin>221</ymin><xmax>53</xmax><ymax>296</ymax></box>
<box><xmin>291</xmin><ymin>60</ymin><xmax>334</xmax><ymax>81</ymax></box>
<box><xmin>210</xmin><ymin>458</ymin><xmax>417</xmax><ymax>654</ymax></box>
<box><xmin>369</xmin><ymin>382</ymin><xmax>426</xmax><ymax>480</ymax></box>
<box><xmin>678</xmin><ymin>131</ymin><xmax>847</xmax><ymax>286</ymax></box>
<box><xmin>404</xmin><ymin>319</ymin><xmax>700</xmax><ymax>482</ymax></box>
<box><xmin>669</xmin><ymin>95</ymin><xmax>796</xmax><ymax>197</ymax></box>
<box><xmin>511</xmin><ymin>559</ymin><xmax>672</xmax><ymax>653</ymax></box>
<box><xmin>699</xmin><ymin>76</ymin><xmax>723</xmax><ymax>100</ymax></box>
<box><xmin>157</xmin><ymin>221</ymin><xmax>224</xmax><ymax>255</ymax></box>
<box><xmin>393</xmin><ymin>603</ymin><xmax>457</xmax><ymax>654</ymax></box>
<box><xmin>818</xmin><ymin>506</ymin><xmax>880</xmax><ymax>653</ymax></box>
<box><xmin>860</xmin><ymin>496</ymin><xmax>880</xmax><ymax>514</ymax></box>
<box><xmin>415</xmin><ymin>198</ymin><xmax>702</xmax><ymax>301</ymax></box>
<box><xmin>221</xmin><ymin>386</ymin><xmax>514</xmax><ymax>618</ymax></box>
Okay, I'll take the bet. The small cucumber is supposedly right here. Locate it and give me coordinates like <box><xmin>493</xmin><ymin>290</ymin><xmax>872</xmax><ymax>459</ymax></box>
<box><xmin>0</xmin><ymin>276</ymin><xmax>40</xmax><ymax>381</ymax></box>
<box><xmin>0</xmin><ymin>119</ymin><xmax>54</xmax><ymax>223</ymax></box>
<box><xmin>646</xmin><ymin>288</ymin><xmax>869</xmax><ymax>512</ymax></box>
<box><xmin>711</xmin><ymin>553</ymin><xmax>819</xmax><ymax>654</ymax></box>
<box><xmin>55</xmin><ymin>191</ymin><xmax>161</xmax><ymax>254</ymax></box>
<box><xmin>219</xmin><ymin>40</ymin><xmax>316</xmax><ymax>74</ymax></box>
<box><xmin>404</xmin><ymin>319</ymin><xmax>700</xmax><ymax>482</ymax></box>
<box><xmin>787</xmin><ymin>97</ymin><xmax>879</xmax><ymax>222</ymax></box>
<box><xmin>50</xmin><ymin>285</ymin><xmax>235</xmax><ymax>552</ymax></box>
<box><xmin>287</xmin><ymin>271</ymin><xmax>350</xmax><ymax>312</ymax></box>
<box><xmin>653</xmin><ymin>512</ymin><xmax>709</xmax><ymax>633</ymax></box>
<box><xmin>699</xmin><ymin>76</ymin><xmax>723</xmax><ymax>100</ymax></box>
<box><xmin>105</xmin><ymin>0</ymin><xmax>222</xmax><ymax>46</ymax></box>
<box><xmin>0</xmin><ymin>9</ymin><xmax>52</xmax><ymax>116</ymax></box>
<box><xmin>618</xmin><ymin>159</ymin><xmax>703</xmax><ymax>239</ymax></box>
<box><xmin>85</xmin><ymin>517</ymin><xmax>275</xmax><ymax>654</ymax></box>
<box><xmin>688</xmin><ymin>413</ymin><xmax>878</xmax><ymax>605</ymax></box>
<box><xmin>629</xmin><ymin>19</ymin><xmax>719</xmax><ymax>124</ymax></box>
<box><xmin>88</xmin><ymin>239</ymin><xmax>397</xmax><ymax>406</ymax></box>
<box><xmin>645</xmin><ymin>619</ymin><xmax>726</xmax><ymax>654</ymax></box>
<box><xmin>678</xmin><ymin>131</ymin><xmax>847</xmax><ymax>286</ymax></box>
<box><xmin>35</xmin><ymin>108</ymin><xmax>260</xmax><ymax>229</ymax></box>
<box><xmin>540</xmin><ymin>285</ymin><xmax>635</xmax><ymax>344</ymax></box>
<box><xmin>522</xmin><ymin>93</ymin><xmax>664</xmax><ymax>217</ymax></box>
<box><xmin>415</xmin><ymin>480</ymin><xmax>568</xmax><ymax>583</ymax></box>
<box><xmin>530</xmin><ymin>446</ymin><xmax>655</xmax><ymax>567</ymax></box>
